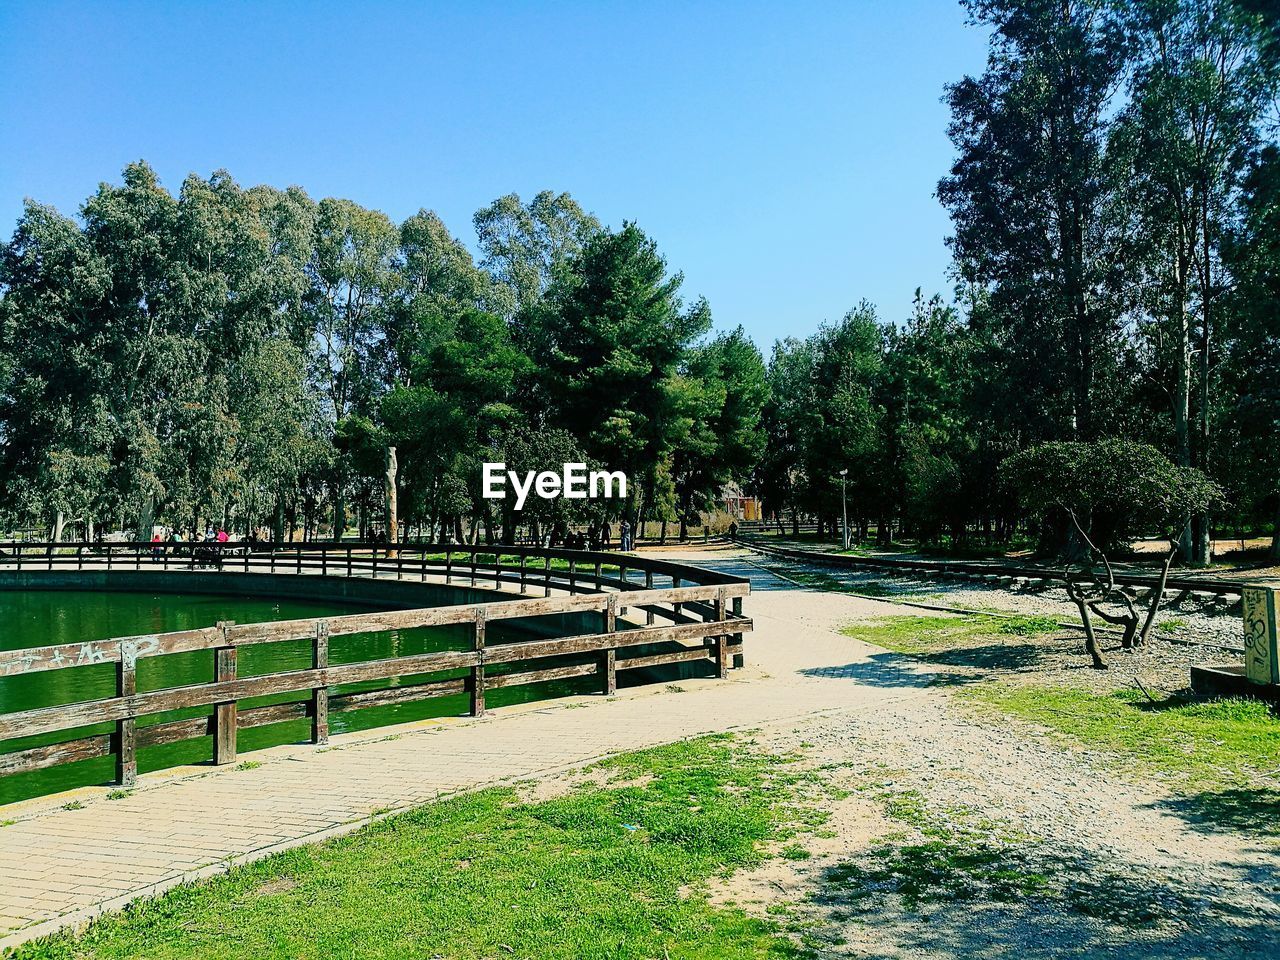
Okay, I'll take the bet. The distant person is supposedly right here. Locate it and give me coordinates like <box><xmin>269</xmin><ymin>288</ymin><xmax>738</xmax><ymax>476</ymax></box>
<box><xmin>150</xmin><ymin>532</ymin><xmax>164</xmax><ymax>561</ymax></box>
<box><xmin>619</xmin><ymin>520</ymin><xmax>633</xmax><ymax>552</ymax></box>
<box><xmin>601</xmin><ymin>522</ymin><xmax>611</xmax><ymax>548</ymax></box>
<box><xmin>204</xmin><ymin>526</ymin><xmax>215</xmax><ymax>542</ymax></box>
<box><xmin>216</xmin><ymin>528</ymin><xmax>229</xmax><ymax>543</ymax></box>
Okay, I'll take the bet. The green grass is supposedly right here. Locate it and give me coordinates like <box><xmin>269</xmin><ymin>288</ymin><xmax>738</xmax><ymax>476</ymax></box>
<box><xmin>962</xmin><ymin>685</ymin><xmax>1280</xmax><ymax>792</ymax></box>
<box><xmin>12</xmin><ymin>736</ymin><xmax>816</xmax><ymax>960</ymax></box>
<box><xmin>840</xmin><ymin>614</ymin><xmax>1059</xmax><ymax>655</ymax></box>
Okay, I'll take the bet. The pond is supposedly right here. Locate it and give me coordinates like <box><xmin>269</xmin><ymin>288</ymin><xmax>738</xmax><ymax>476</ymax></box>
<box><xmin>0</xmin><ymin>589</ymin><xmax>597</xmax><ymax>804</ymax></box>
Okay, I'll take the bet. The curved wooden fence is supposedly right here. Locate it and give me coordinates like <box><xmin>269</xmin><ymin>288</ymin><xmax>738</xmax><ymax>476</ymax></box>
<box><xmin>0</xmin><ymin>542</ymin><xmax>751</xmax><ymax>794</ymax></box>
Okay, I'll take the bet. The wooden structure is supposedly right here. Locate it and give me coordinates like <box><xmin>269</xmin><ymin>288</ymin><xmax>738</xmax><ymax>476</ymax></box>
<box><xmin>0</xmin><ymin>542</ymin><xmax>750</xmax><ymax>791</ymax></box>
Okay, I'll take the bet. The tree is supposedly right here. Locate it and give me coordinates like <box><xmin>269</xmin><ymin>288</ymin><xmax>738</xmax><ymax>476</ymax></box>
<box><xmin>473</xmin><ymin>191</ymin><xmax>599</xmax><ymax>319</ymax></box>
<box><xmin>1002</xmin><ymin>439</ymin><xmax>1222</xmax><ymax>667</ymax></box>
<box><xmin>531</xmin><ymin>223</ymin><xmax>711</xmax><ymax>528</ymax></box>
<box><xmin>1224</xmin><ymin>145</ymin><xmax>1280</xmax><ymax>558</ymax></box>
<box><xmin>1114</xmin><ymin>0</ymin><xmax>1280</xmax><ymax>563</ymax></box>
<box><xmin>940</xmin><ymin>0</ymin><xmax>1130</xmax><ymax>443</ymax></box>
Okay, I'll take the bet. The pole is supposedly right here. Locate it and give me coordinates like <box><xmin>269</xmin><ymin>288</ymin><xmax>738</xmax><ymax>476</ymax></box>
<box><xmin>841</xmin><ymin>472</ymin><xmax>849</xmax><ymax>551</ymax></box>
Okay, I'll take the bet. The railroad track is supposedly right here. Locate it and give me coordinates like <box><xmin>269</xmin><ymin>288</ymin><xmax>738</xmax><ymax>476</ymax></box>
<box><xmin>731</xmin><ymin>535</ymin><xmax>1247</xmax><ymax>600</ymax></box>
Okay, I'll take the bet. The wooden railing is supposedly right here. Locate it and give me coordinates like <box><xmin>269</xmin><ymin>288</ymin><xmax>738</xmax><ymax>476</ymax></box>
<box><xmin>0</xmin><ymin>542</ymin><xmax>751</xmax><ymax>792</ymax></box>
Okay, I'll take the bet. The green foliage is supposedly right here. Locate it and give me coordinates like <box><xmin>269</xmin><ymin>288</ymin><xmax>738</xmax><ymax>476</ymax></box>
<box><xmin>0</xmin><ymin>167</ymin><xmax>767</xmax><ymax>542</ymax></box>
<box><xmin>1000</xmin><ymin>439</ymin><xmax>1223</xmax><ymax>549</ymax></box>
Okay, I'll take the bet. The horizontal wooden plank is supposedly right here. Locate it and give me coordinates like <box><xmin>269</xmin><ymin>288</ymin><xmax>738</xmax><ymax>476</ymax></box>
<box><xmin>483</xmin><ymin>618</ymin><xmax>750</xmax><ymax>665</ymax></box>
<box><xmin>618</xmin><ymin>646</ymin><xmax>714</xmax><ymax>671</ymax></box>
<box><xmin>0</xmin><ymin>733</ymin><xmax>114</xmax><ymax>775</ymax></box>
<box><xmin>330</xmin><ymin>677</ymin><xmax>468</xmax><ymax>711</ymax></box>
<box><xmin>486</xmin><ymin>662</ymin><xmax>599</xmax><ymax>690</ymax></box>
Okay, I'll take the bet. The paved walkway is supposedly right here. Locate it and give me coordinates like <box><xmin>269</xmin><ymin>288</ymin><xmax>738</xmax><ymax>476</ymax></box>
<box><xmin>0</xmin><ymin>547</ymin><xmax>932</xmax><ymax>949</ymax></box>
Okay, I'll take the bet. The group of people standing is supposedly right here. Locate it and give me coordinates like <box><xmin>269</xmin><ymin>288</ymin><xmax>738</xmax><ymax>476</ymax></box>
<box><xmin>541</xmin><ymin>519</ymin><xmax>633</xmax><ymax>551</ymax></box>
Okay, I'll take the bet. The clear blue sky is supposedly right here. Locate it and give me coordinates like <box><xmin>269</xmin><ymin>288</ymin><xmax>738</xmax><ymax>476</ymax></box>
<box><xmin>0</xmin><ymin>1</ymin><xmax>990</xmax><ymax>347</ymax></box>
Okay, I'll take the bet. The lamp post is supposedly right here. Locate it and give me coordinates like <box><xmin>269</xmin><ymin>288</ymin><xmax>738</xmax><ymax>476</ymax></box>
<box><xmin>839</xmin><ymin>468</ymin><xmax>849</xmax><ymax>551</ymax></box>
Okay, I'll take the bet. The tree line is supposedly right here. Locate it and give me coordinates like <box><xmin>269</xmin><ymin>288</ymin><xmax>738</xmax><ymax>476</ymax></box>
<box><xmin>758</xmin><ymin>0</ymin><xmax>1280</xmax><ymax>562</ymax></box>
<box><xmin>0</xmin><ymin>170</ymin><xmax>766</xmax><ymax>543</ymax></box>
<box><xmin>1</xmin><ymin>0</ymin><xmax>1277</xmax><ymax>561</ymax></box>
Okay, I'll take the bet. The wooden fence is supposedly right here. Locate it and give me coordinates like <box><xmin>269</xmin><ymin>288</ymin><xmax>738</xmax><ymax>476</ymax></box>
<box><xmin>0</xmin><ymin>542</ymin><xmax>751</xmax><ymax>791</ymax></box>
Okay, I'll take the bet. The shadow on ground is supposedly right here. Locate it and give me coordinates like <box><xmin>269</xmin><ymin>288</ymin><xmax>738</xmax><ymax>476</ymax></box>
<box><xmin>801</xmin><ymin>828</ymin><xmax>1280</xmax><ymax>959</ymax></box>
<box><xmin>1147</xmin><ymin>786</ymin><xmax>1280</xmax><ymax>841</ymax></box>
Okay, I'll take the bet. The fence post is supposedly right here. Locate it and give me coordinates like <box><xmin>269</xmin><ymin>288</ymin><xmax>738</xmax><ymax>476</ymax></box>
<box><xmin>673</xmin><ymin>576</ymin><xmax>683</xmax><ymax>617</ymax></box>
<box><xmin>212</xmin><ymin>621</ymin><xmax>238</xmax><ymax>765</ymax></box>
<box><xmin>519</xmin><ymin>554</ymin><xmax>528</xmax><ymax>594</ymax></box>
<box><xmin>116</xmin><ymin>638</ymin><xmax>138</xmax><ymax>788</ymax></box>
<box><xmin>714</xmin><ymin>587</ymin><xmax>729</xmax><ymax>679</ymax></box>
<box><xmin>312</xmin><ymin>620</ymin><xmax>330</xmax><ymax>744</ymax></box>
<box><xmin>645</xmin><ymin>570</ymin><xmax>654</xmax><ymax>625</ymax></box>
<box><xmin>544</xmin><ymin>555</ymin><xmax>551</xmax><ymax>597</ymax></box>
<box><xmin>446</xmin><ymin>549</ymin><xmax>453</xmax><ymax>585</ymax></box>
<box><xmin>470</xmin><ymin>607</ymin><xmax>486</xmax><ymax>717</ymax></box>
<box><xmin>602</xmin><ymin>594</ymin><xmax>617</xmax><ymax>696</ymax></box>
<box><xmin>732</xmin><ymin>595</ymin><xmax>745</xmax><ymax>668</ymax></box>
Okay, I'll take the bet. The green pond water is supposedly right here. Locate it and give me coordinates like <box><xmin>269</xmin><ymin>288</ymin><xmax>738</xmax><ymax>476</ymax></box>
<box><xmin>0</xmin><ymin>590</ymin><xmax>599</xmax><ymax>805</ymax></box>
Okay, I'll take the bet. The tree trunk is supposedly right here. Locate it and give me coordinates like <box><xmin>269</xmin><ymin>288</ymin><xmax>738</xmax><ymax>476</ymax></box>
<box><xmin>50</xmin><ymin>511</ymin><xmax>66</xmax><ymax>543</ymax></box>
<box><xmin>138</xmin><ymin>495</ymin><xmax>155</xmax><ymax>542</ymax></box>
<box><xmin>384</xmin><ymin>446</ymin><xmax>399</xmax><ymax>558</ymax></box>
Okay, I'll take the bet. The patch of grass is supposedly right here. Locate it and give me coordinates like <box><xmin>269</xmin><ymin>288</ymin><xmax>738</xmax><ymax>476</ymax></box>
<box><xmin>997</xmin><ymin>615</ymin><xmax>1059</xmax><ymax>636</ymax></box>
<box><xmin>60</xmin><ymin>800</ymin><xmax>84</xmax><ymax>811</ymax></box>
<box><xmin>841</xmin><ymin>615</ymin><xmax>978</xmax><ymax>653</ymax></box>
<box><xmin>841</xmin><ymin>613</ymin><xmax>1062</xmax><ymax>656</ymax></box>
<box><xmin>105</xmin><ymin>789</ymin><xmax>131</xmax><ymax>801</ymax></box>
<box><xmin>961</xmin><ymin>685</ymin><xmax>1280</xmax><ymax>792</ymax></box>
<box><xmin>1156</xmin><ymin>617</ymin><xmax>1187</xmax><ymax>634</ymax></box>
<box><xmin>13</xmin><ymin>736</ymin><xmax>812</xmax><ymax>960</ymax></box>
<box><xmin>235</xmin><ymin>760</ymin><xmax>263</xmax><ymax>771</ymax></box>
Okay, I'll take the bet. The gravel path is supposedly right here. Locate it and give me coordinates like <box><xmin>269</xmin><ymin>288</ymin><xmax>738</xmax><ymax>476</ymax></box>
<box><xmin>666</xmin><ymin>546</ymin><xmax>1280</xmax><ymax>957</ymax></box>
<box><xmin>718</xmin><ymin>701</ymin><xmax>1280</xmax><ymax>959</ymax></box>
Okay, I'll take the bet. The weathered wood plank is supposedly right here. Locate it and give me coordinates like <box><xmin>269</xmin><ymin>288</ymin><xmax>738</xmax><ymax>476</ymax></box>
<box><xmin>312</xmin><ymin>620</ymin><xmax>329</xmax><ymax>745</ymax></box>
<box><xmin>471</xmin><ymin>607</ymin><xmax>486</xmax><ymax>718</ymax></box>
<box><xmin>487</xmin><ymin>661</ymin><xmax>599</xmax><ymax>690</ymax></box>
<box><xmin>116</xmin><ymin>639</ymin><xmax>137</xmax><ymax>787</ymax></box>
<box><xmin>212</xmin><ymin>627</ymin><xmax>237</xmax><ymax>766</ymax></box>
